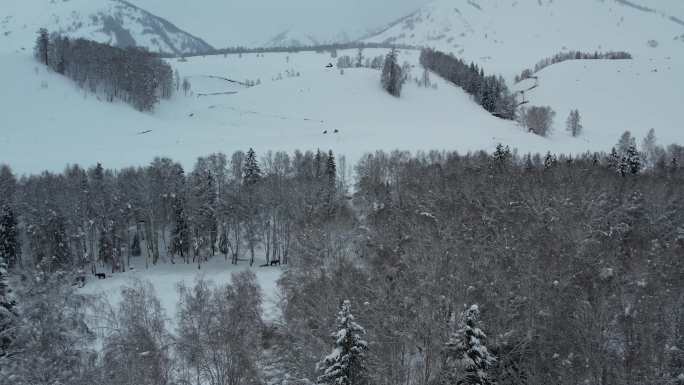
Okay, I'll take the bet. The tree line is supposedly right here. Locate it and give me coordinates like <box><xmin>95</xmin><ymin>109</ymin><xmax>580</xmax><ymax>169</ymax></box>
<box><xmin>1</xmin><ymin>139</ymin><xmax>683</xmax><ymax>385</ymax></box>
<box><xmin>0</xmin><ymin>149</ymin><xmax>346</xmax><ymax>276</ymax></box>
<box><xmin>34</xmin><ymin>29</ymin><xmax>174</xmax><ymax>111</ymax></box>
<box><xmin>515</xmin><ymin>50</ymin><xmax>633</xmax><ymax>82</ymax></box>
<box><xmin>175</xmin><ymin>41</ymin><xmax>421</xmax><ymax>59</ymax></box>
<box><xmin>420</xmin><ymin>48</ymin><xmax>517</xmax><ymax>119</ymax></box>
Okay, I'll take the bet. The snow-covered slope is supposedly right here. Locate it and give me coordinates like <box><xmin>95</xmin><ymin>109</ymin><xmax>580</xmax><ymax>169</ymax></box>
<box><xmin>0</xmin><ymin>49</ymin><xmax>553</xmax><ymax>174</ymax></box>
<box><xmin>2</xmin><ymin>48</ymin><xmax>682</xmax><ymax>175</ymax></box>
<box><xmin>515</xmin><ymin>57</ymin><xmax>684</xmax><ymax>149</ymax></box>
<box><xmin>0</xmin><ymin>0</ymin><xmax>213</xmax><ymax>55</ymax></box>
<box><xmin>365</xmin><ymin>0</ymin><xmax>684</xmax><ymax>77</ymax></box>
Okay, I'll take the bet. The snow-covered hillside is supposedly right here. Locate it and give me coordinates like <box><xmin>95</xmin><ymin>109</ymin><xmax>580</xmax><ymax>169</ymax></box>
<box><xmin>366</xmin><ymin>0</ymin><xmax>684</xmax><ymax>77</ymax></box>
<box><xmin>2</xmin><ymin>47</ymin><xmax>682</xmax><ymax>176</ymax></box>
<box><xmin>0</xmin><ymin>0</ymin><xmax>213</xmax><ymax>55</ymax></box>
<box><xmin>0</xmin><ymin>49</ymin><xmax>538</xmax><ymax>174</ymax></box>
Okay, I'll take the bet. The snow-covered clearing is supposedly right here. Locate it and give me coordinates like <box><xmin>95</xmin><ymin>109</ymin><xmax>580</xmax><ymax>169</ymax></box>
<box><xmin>80</xmin><ymin>256</ymin><xmax>283</xmax><ymax>327</ymax></box>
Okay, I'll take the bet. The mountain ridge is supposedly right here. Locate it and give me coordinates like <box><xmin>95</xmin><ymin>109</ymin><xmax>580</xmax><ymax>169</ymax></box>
<box><xmin>0</xmin><ymin>0</ymin><xmax>214</xmax><ymax>55</ymax></box>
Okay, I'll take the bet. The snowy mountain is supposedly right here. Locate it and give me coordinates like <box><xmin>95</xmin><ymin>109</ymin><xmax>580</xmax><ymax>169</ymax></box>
<box><xmin>123</xmin><ymin>0</ymin><xmax>428</xmax><ymax>49</ymax></box>
<box><xmin>0</xmin><ymin>0</ymin><xmax>213</xmax><ymax>55</ymax></box>
<box><xmin>365</xmin><ymin>0</ymin><xmax>684</xmax><ymax>76</ymax></box>
<box><xmin>263</xmin><ymin>30</ymin><xmax>321</xmax><ymax>48</ymax></box>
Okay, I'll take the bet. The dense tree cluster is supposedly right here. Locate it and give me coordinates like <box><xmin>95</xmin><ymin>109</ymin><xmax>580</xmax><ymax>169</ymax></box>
<box><xmin>34</xmin><ymin>30</ymin><xmax>174</xmax><ymax>111</ymax></box>
<box><xmin>420</xmin><ymin>48</ymin><xmax>517</xmax><ymax>119</ymax></box>
<box><xmin>1</xmin><ymin>136</ymin><xmax>682</xmax><ymax>385</ymax></box>
<box><xmin>277</xmin><ymin>144</ymin><xmax>683</xmax><ymax>385</ymax></box>
<box><xmin>181</xmin><ymin>41</ymin><xmax>420</xmax><ymax>59</ymax></box>
<box><xmin>0</xmin><ymin>149</ymin><xmax>346</xmax><ymax>277</ymax></box>
<box><xmin>515</xmin><ymin>50</ymin><xmax>633</xmax><ymax>82</ymax></box>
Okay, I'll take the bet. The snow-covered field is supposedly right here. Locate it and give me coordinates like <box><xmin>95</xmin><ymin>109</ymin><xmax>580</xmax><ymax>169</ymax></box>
<box><xmin>3</xmin><ymin>47</ymin><xmax>681</xmax><ymax>175</ymax></box>
<box><xmin>80</xmin><ymin>256</ymin><xmax>283</xmax><ymax>326</ymax></box>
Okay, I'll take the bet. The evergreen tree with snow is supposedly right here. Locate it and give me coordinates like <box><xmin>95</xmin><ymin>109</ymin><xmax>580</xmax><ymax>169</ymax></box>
<box><xmin>441</xmin><ymin>305</ymin><xmax>497</xmax><ymax>385</ymax></box>
<box><xmin>492</xmin><ymin>144</ymin><xmax>511</xmax><ymax>169</ymax></box>
<box><xmin>317</xmin><ymin>300</ymin><xmax>369</xmax><ymax>385</ymax></box>
<box><xmin>543</xmin><ymin>152</ymin><xmax>557</xmax><ymax>170</ymax></box>
<box><xmin>626</xmin><ymin>144</ymin><xmax>642</xmax><ymax>174</ymax></box>
<box><xmin>381</xmin><ymin>48</ymin><xmax>403</xmax><ymax>97</ymax></box>
<box><xmin>608</xmin><ymin>147</ymin><xmax>620</xmax><ymax>171</ymax></box>
<box><xmin>243</xmin><ymin>148</ymin><xmax>262</xmax><ymax>187</ymax></box>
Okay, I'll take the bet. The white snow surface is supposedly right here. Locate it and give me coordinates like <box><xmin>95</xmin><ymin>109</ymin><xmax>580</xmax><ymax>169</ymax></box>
<box><xmin>365</xmin><ymin>0</ymin><xmax>684</xmax><ymax>78</ymax></box>
<box><xmin>0</xmin><ymin>0</ymin><xmax>212</xmax><ymax>55</ymax></box>
<box><xmin>1</xmin><ymin>47</ymin><xmax>682</xmax><ymax>175</ymax></box>
<box><xmin>80</xmin><ymin>256</ymin><xmax>283</xmax><ymax>327</ymax></box>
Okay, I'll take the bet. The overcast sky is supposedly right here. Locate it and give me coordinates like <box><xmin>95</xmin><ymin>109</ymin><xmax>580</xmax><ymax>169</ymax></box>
<box><xmin>128</xmin><ymin>0</ymin><xmax>433</xmax><ymax>47</ymax></box>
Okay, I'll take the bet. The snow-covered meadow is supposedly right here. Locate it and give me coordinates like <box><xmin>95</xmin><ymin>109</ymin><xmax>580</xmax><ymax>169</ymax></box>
<box><xmin>80</xmin><ymin>256</ymin><xmax>283</xmax><ymax>327</ymax></box>
<box><xmin>2</xmin><ymin>46</ymin><xmax>682</xmax><ymax>175</ymax></box>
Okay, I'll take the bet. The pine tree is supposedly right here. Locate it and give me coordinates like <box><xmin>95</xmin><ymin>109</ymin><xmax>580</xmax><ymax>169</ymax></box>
<box><xmin>317</xmin><ymin>300</ymin><xmax>369</xmax><ymax>385</ymax></box>
<box><xmin>493</xmin><ymin>144</ymin><xmax>511</xmax><ymax>169</ymax></box>
<box><xmin>0</xmin><ymin>205</ymin><xmax>19</xmax><ymax>268</ymax></box>
<box><xmin>544</xmin><ymin>152</ymin><xmax>557</xmax><ymax>170</ymax></box>
<box><xmin>243</xmin><ymin>148</ymin><xmax>262</xmax><ymax>187</ymax></box>
<box><xmin>608</xmin><ymin>147</ymin><xmax>620</xmax><ymax>171</ymax></box>
<box><xmin>626</xmin><ymin>144</ymin><xmax>642</xmax><ymax>174</ymax></box>
<box><xmin>566</xmin><ymin>109</ymin><xmax>582</xmax><ymax>137</ymax></box>
<box><xmin>617</xmin><ymin>156</ymin><xmax>629</xmax><ymax>177</ymax></box>
<box><xmin>442</xmin><ymin>305</ymin><xmax>497</xmax><ymax>385</ymax></box>
<box><xmin>381</xmin><ymin>48</ymin><xmax>403</xmax><ymax>97</ymax></box>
